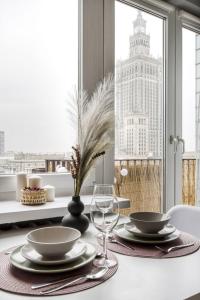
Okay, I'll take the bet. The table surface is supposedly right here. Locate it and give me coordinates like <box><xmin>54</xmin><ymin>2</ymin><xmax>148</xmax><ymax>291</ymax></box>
<box><xmin>0</xmin><ymin>220</ymin><xmax>200</xmax><ymax>300</ymax></box>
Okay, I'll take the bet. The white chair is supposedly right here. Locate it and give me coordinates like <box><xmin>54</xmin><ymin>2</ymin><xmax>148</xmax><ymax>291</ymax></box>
<box><xmin>167</xmin><ymin>205</ymin><xmax>200</xmax><ymax>239</ymax></box>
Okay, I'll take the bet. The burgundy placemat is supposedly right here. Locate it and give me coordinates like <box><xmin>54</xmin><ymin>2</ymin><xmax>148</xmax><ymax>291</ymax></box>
<box><xmin>0</xmin><ymin>246</ymin><xmax>118</xmax><ymax>296</ymax></box>
<box><xmin>103</xmin><ymin>232</ymin><xmax>200</xmax><ymax>258</ymax></box>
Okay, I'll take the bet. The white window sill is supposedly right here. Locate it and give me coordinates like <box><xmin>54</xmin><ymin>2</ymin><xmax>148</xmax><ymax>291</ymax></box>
<box><xmin>0</xmin><ymin>196</ymin><xmax>130</xmax><ymax>225</ymax></box>
<box><xmin>0</xmin><ymin>172</ymin><xmax>95</xmax><ymax>200</ymax></box>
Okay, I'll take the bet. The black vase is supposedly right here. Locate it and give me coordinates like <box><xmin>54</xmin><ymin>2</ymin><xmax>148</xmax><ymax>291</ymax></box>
<box><xmin>61</xmin><ymin>196</ymin><xmax>89</xmax><ymax>234</ymax></box>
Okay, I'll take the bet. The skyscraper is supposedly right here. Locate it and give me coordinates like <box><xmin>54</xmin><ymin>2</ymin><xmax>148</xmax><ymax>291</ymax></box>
<box><xmin>0</xmin><ymin>131</ymin><xmax>5</xmax><ymax>155</ymax></box>
<box><xmin>115</xmin><ymin>11</ymin><xmax>163</xmax><ymax>158</ymax></box>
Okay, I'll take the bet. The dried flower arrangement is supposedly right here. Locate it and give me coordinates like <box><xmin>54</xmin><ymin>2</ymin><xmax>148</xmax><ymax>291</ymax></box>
<box><xmin>68</xmin><ymin>75</ymin><xmax>114</xmax><ymax>197</ymax></box>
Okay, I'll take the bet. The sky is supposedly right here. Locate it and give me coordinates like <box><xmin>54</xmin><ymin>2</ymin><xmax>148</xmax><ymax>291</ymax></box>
<box><xmin>0</xmin><ymin>0</ymin><xmax>196</xmax><ymax>154</ymax></box>
<box><xmin>0</xmin><ymin>0</ymin><xmax>78</xmax><ymax>153</ymax></box>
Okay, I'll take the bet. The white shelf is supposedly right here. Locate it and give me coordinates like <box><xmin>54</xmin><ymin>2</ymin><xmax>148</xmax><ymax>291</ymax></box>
<box><xmin>0</xmin><ymin>196</ymin><xmax>130</xmax><ymax>224</ymax></box>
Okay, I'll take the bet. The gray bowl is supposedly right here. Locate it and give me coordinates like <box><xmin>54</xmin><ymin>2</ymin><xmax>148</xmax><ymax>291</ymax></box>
<box><xmin>129</xmin><ymin>212</ymin><xmax>171</xmax><ymax>233</ymax></box>
<box><xmin>26</xmin><ymin>226</ymin><xmax>81</xmax><ymax>258</ymax></box>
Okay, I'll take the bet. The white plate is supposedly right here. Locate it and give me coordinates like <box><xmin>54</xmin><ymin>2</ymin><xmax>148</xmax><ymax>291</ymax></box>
<box><xmin>124</xmin><ymin>223</ymin><xmax>176</xmax><ymax>239</ymax></box>
<box><xmin>21</xmin><ymin>240</ymin><xmax>87</xmax><ymax>266</ymax></box>
<box><xmin>10</xmin><ymin>243</ymin><xmax>96</xmax><ymax>274</ymax></box>
<box><xmin>114</xmin><ymin>224</ymin><xmax>180</xmax><ymax>244</ymax></box>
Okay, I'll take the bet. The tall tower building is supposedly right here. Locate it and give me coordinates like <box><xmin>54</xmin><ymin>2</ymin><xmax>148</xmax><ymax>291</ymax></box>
<box><xmin>115</xmin><ymin>11</ymin><xmax>163</xmax><ymax>158</ymax></box>
<box><xmin>0</xmin><ymin>131</ymin><xmax>5</xmax><ymax>155</ymax></box>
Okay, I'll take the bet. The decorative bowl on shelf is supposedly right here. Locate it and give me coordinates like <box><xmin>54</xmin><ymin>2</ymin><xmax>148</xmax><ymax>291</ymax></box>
<box><xmin>129</xmin><ymin>212</ymin><xmax>171</xmax><ymax>233</ymax></box>
<box><xmin>26</xmin><ymin>226</ymin><xmax>81</xmax><ymax>258</ymax></box>
<box><xmin>20</xmin><ymin>187</ymin><xmax>46</xmax><ymax>205</ymax></box>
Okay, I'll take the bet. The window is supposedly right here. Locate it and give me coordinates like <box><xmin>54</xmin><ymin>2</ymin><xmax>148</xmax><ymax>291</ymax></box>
<box><xmin>115</xmin><ymin>1</ymin><xmax>165</xmax><ymax>212</ymax></box>
<box><xmin>182</xmin><ymin>28</ymin><xmax>196</xmax><ymax>155</ymax></box>
<box><xmin>182</xmin><ymin>27</ymin><xmax>200</xmax><ymax>206</ymax></box>
<box><xmin>0</xmin><ymin>0</ymin><xmax>78</xmax><ymax>174</ymax></box>
<box><xmin>1</xmin><ymin>0</ymin><xmax>200</xmax><ymax>213</ymax></box>
<box><xmin>114</xmin><ymin>0</ymin><xmax>200</xmax><ymax>213</ymax></box>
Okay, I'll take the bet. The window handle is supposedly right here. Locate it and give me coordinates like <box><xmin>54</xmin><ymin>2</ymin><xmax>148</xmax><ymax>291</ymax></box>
<box><xmin>170</xmin><ymin>135</ymin><xmax>178</xmax><ymax>154</ymax></box>
<box><xmin>177</xmin><ymin>136</ymin><xmax>185</xmax><ymax>154</ymax></box>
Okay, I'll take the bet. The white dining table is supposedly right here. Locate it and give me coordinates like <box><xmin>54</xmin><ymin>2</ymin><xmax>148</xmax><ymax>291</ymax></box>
<box><xmin>0</xmin><ymin>220</ymin><xmax>200</xmax><ymax>300</ymax></box>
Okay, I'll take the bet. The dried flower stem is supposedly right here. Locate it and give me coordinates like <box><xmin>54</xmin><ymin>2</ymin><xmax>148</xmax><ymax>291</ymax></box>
<box><xmin>68</xmin><ymin>75</ymin><xmax>114</xmax><ymax>196</ymax></box>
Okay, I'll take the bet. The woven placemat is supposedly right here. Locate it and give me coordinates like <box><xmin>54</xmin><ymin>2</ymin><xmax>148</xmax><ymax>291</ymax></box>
<box><xmin>0</xmin><ymin>246</ymin><xmax>118</xmax><ymax>296</ymax></box>
<box><xmin>102</xmin><ymin>232</ymin><xmax>200</xmax><ymax>258</ymax></box>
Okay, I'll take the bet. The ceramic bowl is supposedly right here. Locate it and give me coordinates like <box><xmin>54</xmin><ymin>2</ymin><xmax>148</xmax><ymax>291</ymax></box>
<box><xmin>129</xmin><ymin>212</ymin><xmax>171</xmax><ymax>233</ymax></box>
<box><xmin>26</xmin><ymin>226</ymin><xmax>81</xmax><ymax>257</ymax></box>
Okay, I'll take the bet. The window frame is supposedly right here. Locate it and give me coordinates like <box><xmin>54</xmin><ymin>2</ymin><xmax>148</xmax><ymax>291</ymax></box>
<box><xmin>175</xmin><ymin>10</ymin><xmax>200</xmax><ymax>206</ymax></box>
<box><xmin>0</xmin><ymin>0</ymin><xmax>80</xmax><ymax>199</ymax></box>
<box><xmin>0</xmin><ymin>0</ymin><xmax>87</xmax><ymax>200</ymax></box>
<box><xmin>1</xmin><ymin>0</ymin><xmax>200</xmax><ymax>212</ymax></box>
<box><xmin>0</xmin><ymin>0</ymin><xmax>80</xmax><ymax>186</ymax></box>
<box><xmin>0</xmin><ymin>0</ymin><xmax>115</xmax><ymax>200</ymax></box>
<box><xmin>80</xmin><ymin>0</ymin><xmax>115</xmax><ymax>186</ymax></box>
<box><xmin>114</xmin><ymin>0</ymin><xmax>176</xmax><ymax>212</ymax></box>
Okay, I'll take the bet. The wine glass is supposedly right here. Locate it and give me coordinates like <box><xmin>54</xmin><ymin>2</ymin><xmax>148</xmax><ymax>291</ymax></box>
<box><xmin>90</xmin><ymin>184</ymin><xmax>119</xmax><ymax>267</ymax></box>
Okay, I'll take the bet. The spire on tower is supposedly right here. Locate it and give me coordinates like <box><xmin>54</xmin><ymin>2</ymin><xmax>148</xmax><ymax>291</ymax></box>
<box><xmin>129</xmin><ymin>11</ymin><xmax>150</xmax><ymax>57</ymax></box>
<box><xmin>133</xmin><ymin>10</ymin><xmax>146</xmax><ymax>34</ymax></box>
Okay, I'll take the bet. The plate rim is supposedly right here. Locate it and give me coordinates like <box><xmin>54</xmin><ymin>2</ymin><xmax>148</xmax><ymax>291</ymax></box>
<box><xmin>20</xmin><ymin>240</ymin><xmax>87</xmax><ymax>266</ymax></box>
<box><xmin>124</xmin><ymin>223</ymin><xmax>176</xmax><ymax>238</ymax></box>
<box><xmin>114</xmin><ymin>224</ymin><xmax>180</xmax><ymax>244</ymax></box>
<box><xmin>10</xmin><ymin>243</ymin><xmax>96</xmax><ymax>274</ymax></box>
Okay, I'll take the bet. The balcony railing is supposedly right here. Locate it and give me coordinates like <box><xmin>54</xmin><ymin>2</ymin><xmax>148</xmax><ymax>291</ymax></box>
<box><xmin>45</xmin><ymin>159</ymin><xmax>69</xmax><ymax>173</ymax></box>
<box><xmin>115</xmin><ymin>158</ymin><xmax>196</xmax><ymax>215</ymax></box>
<box><xmin>45</xmin><ymin>158</ymin><xmax>196</xmax><ymax>214</ymax></box>
<box><xmin>182</xmin><ymin>158</ymin><xmax>195</xmax><ymax>206</ymax></box>
<box><xmin>3</xmin><ymin>157</ymin><xmax>194</xmax><ymax>214</ymax></box>
<box><xmin>115</xmin><ymin>159</ymin><xmax>162</xmax><ymax>215</ymax></box>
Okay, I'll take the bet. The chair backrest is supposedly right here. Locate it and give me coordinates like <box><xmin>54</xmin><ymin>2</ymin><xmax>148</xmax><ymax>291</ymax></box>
<box><xmin>167</xmin><ymin>205</ymin><xmax>200</xmax><ymax>239</ymax></box>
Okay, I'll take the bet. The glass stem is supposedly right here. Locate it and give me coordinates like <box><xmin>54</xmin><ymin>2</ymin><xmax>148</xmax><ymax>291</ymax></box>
<box><xmin>102</xmin><ymin>212</ymin><xmax>108</xmax><ymax>260</ymax></box>
<box><xmin>103</xmin><ymin>233</ymin><xmax>108</xmax><ymax>260</ymax></box>
<box><xmin>103</xmin><ymin>212</ymin><xmax>105</xmax><ymax>226</ymax></box>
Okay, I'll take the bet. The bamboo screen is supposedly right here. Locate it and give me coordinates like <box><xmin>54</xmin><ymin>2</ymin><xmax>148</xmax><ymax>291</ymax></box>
<box><xmin>115</xmin><ymin>159</ymin><xmax>196</xmax><ymax>216</ymax></box>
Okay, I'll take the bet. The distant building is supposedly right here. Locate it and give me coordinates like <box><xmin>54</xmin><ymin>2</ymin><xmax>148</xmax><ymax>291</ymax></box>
<box><xmin>0</xmin><ymin>131</ymin><xmax>5</xmax><ymax>155</ymax></box>
<box><xmin>0</xmin><ymin>151</ymin><xmax>68</xmax><ymax>174</ymax></box>
<box><xmin>115</xmin><ymin>11</ymin><xmax>163</xmax><ymax>158</ymax></box>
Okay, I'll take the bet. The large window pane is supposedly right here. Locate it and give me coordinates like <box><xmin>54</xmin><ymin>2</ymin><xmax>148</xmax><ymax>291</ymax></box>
<box><xmin>115</xmin><ymin>1</ymin><xmax>164</xmax><ymax>213</ymax></box>
<box><xmin>182</xmin><ymin>28</ymin><xmax>200</xmax><ymax>206</ymax></box>
<box><xmin>0</xmin><ymin>0</ymin><xmax>78</xmax><ymax>174</ymax></box>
